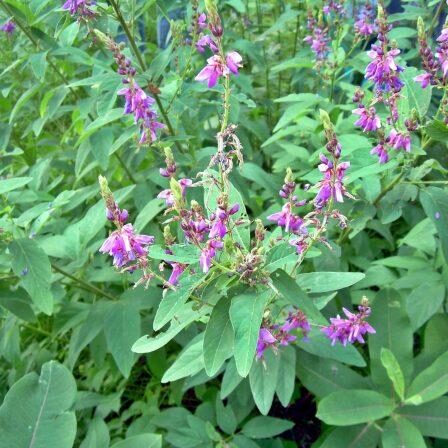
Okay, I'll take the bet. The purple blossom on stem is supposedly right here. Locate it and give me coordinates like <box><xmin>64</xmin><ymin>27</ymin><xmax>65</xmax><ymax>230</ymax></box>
<box><xmin>267</xmin><ymin>202</ymin><xmax>307</xmax><ymax>234</ymax></box>
<box><xmin>322</xmin><ymin>302</ymin><xmax>375</xmax><ymax>346</ymax></box>
<box><xmin>99</xmin><ymin>223</ymin><xmax>154</xmax><ymax>268</ymax></box>
<box><xmin>304</xmin><ymin>26</ymin><xmax>330</xmax><ymax>62</ymax></box>
<box><xmin>353</xmin><ymin>106</ymin><xmax>381</xmax><ymax>132</ymax></box>
<box><xmin>195</xmin><ymin>52</ymin><xmax>243</xmax><ymax>88</ymax></box>
<box><xmin>157</xmin><ymin>178</ymin><xmax>192</xmax><ymax>207</ymax></box>
<box><xmin>315</xmin><ymin>155</ymin><xmax>351</xmax><ymax>206</ymax></box>
<box><xmin>365</xmin><ymin>45</ymin><xmax>404</xmax><ymax>92</ymax></box>
<box><xmin>1</xmin><ymin>19</ymin><xmax>15</xmax><ymax>34</ymax></box>
<box><xmin>387</xmin><ymin>129</ymin><xmax>411</xmax><ymax>152</ymax></box>
<box><xmin>256</xmin><ymin>328</ymin><xmax>277</xmax><ymax>359</ymax></box>
<box><xmin>354</xmin><ymin>1</ymin><xmax>375</xmax><ymax>36</ymax></box>
<box><xmin>197</xmin><ymin>13</ymin><xmax>207</xmax><ymax>30</ymax></box>
<box><xmin>62</xmin><ymin>0</ymin><xmax>95</xmax><ymax>18</ymax></box>
<box><xmin>209</xmin><ymin>203</ymin><xmax>239</xmax><ymax>239</ymax></box>
<box><xmin>370</xmin><ymin>142</ymin><xmax>389</xmax><ymax>164</ymax></box>
<box><xmin>199</xmin><ymin>239</ymin><xmax>223</xmax><ymax>273</ymax></box>
<box><xmin>196</xmin><ymin>35</ymin><xmax>218</xmax><ymax>53</ymax></box>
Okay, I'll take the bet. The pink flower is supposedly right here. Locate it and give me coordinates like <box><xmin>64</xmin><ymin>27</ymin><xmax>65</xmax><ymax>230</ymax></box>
<box><xmin>353</xmin><ymin>106</ymin><xmax>381</xmax><ymax>132</ymax></box>
<box><xmin>199</xmin><ymin>239</ymin><xmax>223</xmax><ymax>273</ymax></box>
<box><xmin>99</xmin><ymin>224</ymin><xmax>154</xmax><ymax>268</ymax></box>
<box><xmin>414</xmin><ymin>72</ymin><xmax>433</xmax><ymax>89</ymax></box>
<box><xmin>195</xmin><ymin>52</ymin><xmax>243</xmax><ymax>88</ymax></box>
<box><xmin>370</xmin><ymin>143</ymin><xmax>389</xmax><ymax>164</ymax></box>
<box><xmin>197</xmin><ymin>13</ymin><xmax>207</xmax><ymax>30</ymax></box>
<box><xmin>315</xmin><ymin>155</ymin><xmax>350</xmax><ymax>206</ymax></box>
<box><xmin>157</xmin><ymin>178</ymin><xmax>192</xmax><ymax>206</ymax></box>
<box><xmin>267</xmin><ymin>202</ymin><xmax>306</xmax><ymax>234</ymax></box>
<box><xmin>387</xmin><ymin>129</ymin><xmax>411</xmax><ymax>152</ymax></box>
<box><xmin>1</xmin><ymin>19</ymin><xmax>15</xmax><ymax>34</ymax></box>
<box><xmin>256</xmin><ymin>328</ymin><xmax>277</xmax><ymax>359</ymax></box>
<box><xmin>196</xmin><ymin>35</ymin><xmax>218</xmax><ymax>53</ymax></box>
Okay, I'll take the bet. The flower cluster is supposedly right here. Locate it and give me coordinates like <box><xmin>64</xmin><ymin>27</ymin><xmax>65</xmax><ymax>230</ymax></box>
<box><xmin>103</xmin><ymin>37</ymin><xmax>163</xmax><ymax>144</ymax></box>
<box><xmin>354</xmin><ymin>1</ymin><xmax>376</xmax><ymax>37</ymax></box>
<box><xmin>1</xmin><ymin>19</ymin><xmax>15</xmax><ymax>35</ymax></box>
<box><xmin>322</xmin><ymin>298</ymin><xmax>375</xmax><ymax>346</ymax></box>
<box><xmin>62</xmin><ymin>0</ymin><xmax>96</xmax><ymax>20</ymax></box>
<box><xmin>304</xmin><ymin>13</ymin><xmax>330</xmax><ymax>66</ymax></box>
<box><xmin>323</xmin><ymin>0</ymin><xmax>344</xmax><ymax>16</ymax></box>
<box><xmin>194</xmin><ymin>12</ymin><xmax>243</xmax><ymax>88</ymax></box>
<box><xmin>353</xmin><ymin>6</ymin><xmax>414</xmax><ymax>164</ymax></box>
<box><xmin>414</xmin><ymin>18</ymin><xmax>448</xmax><ymax>92</ymax></box>
<box><xmin>98</xmin><ymin>177</ymin><xmax>154</xmax><ymax>281</ymax></box>
<box><xmin>256</xmin><ymin>309</ymin><xmax>310</xmax><ymax>359</ymax></box>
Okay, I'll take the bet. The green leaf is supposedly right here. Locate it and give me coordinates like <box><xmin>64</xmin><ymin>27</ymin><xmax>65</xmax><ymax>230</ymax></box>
<box><xmin>153</xmin><ymin>273</ymin><xmax>203</xmax><ymax>331</ymax></box>
<box><xmin>316</xmin><ymin>390</ymin><xmax>395</xmax><ymax>426</ymax></box>
<box><xmin>405</xmin><ymin>350</ymin><xmax>448</xmax><ymax>405</ymax></box>
<box><xmin>425</xmin><ymin>120</ymin><xmax>448</xmax><ymax>143</ymax></box>
<box><xmin>381</xmin><ymin>348</ymin><xmax>405</xmax><ymax>401</ymax></box>
<box><xmin>0</xmin><ymin>177</ymin><xmax>33</xmax><ymax>195</ymax></box>
<box><xmin>381</xmin><ymin>416</ymin><xmax>426</xmax><ymax>448</ymax></box>
<box><xmin>215</xmin><ymin>397</ymin><xmax>237</xmax><ymax>435</ymax></box>
<box><xmin>420</xmin><ymin>187</ymin><xmax>448</xmax><ymax>262</ymax></box>
<box><xmin>407</xmin><ymin>282</ymin><xmax>445</xmax><ymax>330</ymax></box>
<box><xmin>161</xmin><ymin>335</ymin><xmax>204</xmax><ymax>383</ymax></box>
<box><xmin>369</xmin><ymin>289</ymin><xmax>413</xmax><ymax>392</ymax></box>
<box><xmin>203</xmin><ymin>295</ymin><xmax>234</xmax><ymax>376</ymax></box>
<box><xmin>319</xmin><ymin>424</ymin><xmax>381</xmax><ymax>448</ymax></box>
<box><xmin>148</xmin><ymin>244</ymin><xmax>200</xmax><ymax>264</ymax></box>
<box><xmin>276</xmin><ymin>345</ymin><xmax>296</xmax><ymax>407</ymax></box>
<box><xmin>0</xmin><ymin>361</ymin><xmax>77</xmax><ymax>448</ymax></box>
<box><xmin>296</xmin><ymin>350</ymin><xmax>369</xmax><ymax>398</ymax></box>
<box><xmin>249</xmin><ymin>349</ymin><xmax>280</xmax><ymax>415</ymax></box>
<box><xmin>104</xmin><ymin>300</ymin><xmax>140</xmax><ymax>377</ymax></box>
<box><xmin>271</xmin><ymin>270</ymin><xmax>324</xmax><ymax>323</ymax></box>
<box><xmin>111</xmin><ymin>434</ymin><xmax>162</xmax><ymax>448</ymax></box>
<box><xmin>220</xmin><ymin>358</ymin><xmax>243</xmax><ymax>399</ymax></box>
<box><xmin>229</xmin><ymin>290</ymin><xmax>269</xmax><ymax>377</ymax></box>
<box><xmin>132</xmin><ymin>303</ymin><xmax>210</xmax><ymax>354</ymax></box>
<box><xmin>295</xmin><ymin>271</ymin><xmax>365</xmax><ymax>293</ymax></box>
<box><xmin>401</xmin><ymin>66</ymin><xmax>431</xmax><ymax>119</ymax></box>
<box><xmin>134</xmin><ymin>199</ymin><xmax>165</xmax><ymax>233</ymax></box>
<box><xmin>398</xmin><ymin>397</ymin><xmax>448</xmax><ymax>439</ymax></box>
<box><xmin>8</xmin><ymin>238</ymin><xmax>54</xmax><ymax>315</ymax></box>
<box><xmin>242</xmin><ymin>416</ymin><xmax>294</xmax><ymax>439</ymax></box>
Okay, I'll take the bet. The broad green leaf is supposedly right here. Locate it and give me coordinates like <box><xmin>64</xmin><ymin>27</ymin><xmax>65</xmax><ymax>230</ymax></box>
<box><xmin>220</xmin><ymin>358</ymin><xmax>243</xmax><ymax>399</ymax></box>
<box><xmin>381</xmin><ymin>348</ymin><xmax>405</xmax><ymax>401</ymax></box>
<box><xmin>381</xmin><ymin>416</ymin><xmax>426</xmax><ymax>448</ymax></box>
<box><xmin>229</xmin><ymin>290</ymin><xmax>269</xmax><ymax>377</ymax></box>
<box><xmin>148</xmin><ymin>244</ymin><xmax>200</xmax><ymax>264</ymax></box>
<box><xmin>406</xmin><ymin>282</ymin><xmax>445</xmax><ymax>330</ymax></box>
<box><xmin>215</xmin><ymin>397</ymin><xmax>237</xmax><ymax>435</ymax></box>
<box><xmin>420</xmin><ymin>187</ymin><xmax>448</xmax><ymax>262</ymax></box>
<box><xmin>276</xmin><ymin>345</ymin><xmax>296</xmax><ymax>407</ymax></box>
<box><xmin>319</xmin><ymin>424</ymin><xmax>380</xmax><ymax>448</ymax></box>
<box><xmin>398</xmin><ymin>397</ymin><xmax>448</xmax><ymax>439</ymax></box>
<box><xmin>153</xmin><ymin>273</ymin><xmax>203</xmax><ymax>331</ymax></box>
<box><xmin>401</xmin><ymin>66</ymin><xmax>431</xmax><ymax>119</ymax></box>
<box><xmin>296</xmin><ymin>271</ymin><xmax>365</xmax><ymax>293</ymax></box>
<box><xmin>425</xmin><ymin>120</ymin><xmax>448</xmax><ymax>143</ymax></box>
<box><xmin>203</xmin><ymin>295</ymin><xmax>234</xmax><ymax>376</ymax></box>
<box><xmin>132</xmin><ymin>303</ymin><xmax>210</xmax><ymax>353</ymax></box>
<box><xmin>8</xmin><ymin>238</ymin><xmax>54</xmax><ymax>315</ymax></box>
<box><xmin>369</xmin><ymin>289</ymin><xmax>413</xmax><ymax>392</ymax></box>
<box><xmin>296</xmin><ymin>350</ymin><xmax>369</xmax><ymax>398</ymax></box>
<box><xmin>405</xmin><ymin>350</ymin><xmax>448</xmax><ymax>405</ymax></box>
<box><xmin>162</xmin><ymin>335</ymin><xmax>204</xmax><ymax>383</ymax></box>
<box><xmin>111</xmin><ymin>434</ymin><xmax>162</xmax><ymax>448</ymax></box>
<box><xmin>0</xmin><ymin>361</ymin><xmax>77</xmax><ymax>448</ymax></box>
<box><xmin>9</xmin><ymin>85</ymin><xmax>40</xmax><ymax>124</ymax></box>
<box><xmin>249</xmin><ymin>350</ymin><xmax>280</xmax><ymax>415</ymax></box>
<box><xmin>104</xmin><ymin>300</ymin><xmax>141</xmax><ymax>377</ymax></box>
<box><xmin>242</xmin><ymin>416</ymin><xmax>294</xmax><ymax>439</ymax></box>
<box><xmin>316</xmin><ymin>390</ymin><xmax>395</xmax><ymax>426</ymax></box>
<box><xmin>0</xmin><ymin>177</ymin><xmax>33</xmax><ymax>195</ymax></box>
<box><xmin>271</xmin><ymin>270</ymin><xmax>324</xmax><ymax>323</ymax></box>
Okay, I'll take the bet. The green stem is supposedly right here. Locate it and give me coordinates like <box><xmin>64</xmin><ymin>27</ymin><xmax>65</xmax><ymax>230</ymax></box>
<box><xmin>374</xmin><ymin>170</ymin><xmax>405</xmax><ymax>206</ymax></box>
<box><xmin>428</xmin><ymin>1</ymin><xmax>445</xmax><ymax>38</ymax></box>
<box><xmin>51</xmin><ymin>263</ymin><xmax>118</xmax><ymax>301</ymax></box>
<box><xmin>220</xmin><ymin>75</ymin><xmax>231</xmax><ymax>133</ymax></box>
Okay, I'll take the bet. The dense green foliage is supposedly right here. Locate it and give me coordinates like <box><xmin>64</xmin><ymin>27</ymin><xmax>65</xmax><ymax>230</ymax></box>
<box><xmin>1</xmin><ymin>0</ymin><xmax>448</xmax><ymax>447</ymax></box>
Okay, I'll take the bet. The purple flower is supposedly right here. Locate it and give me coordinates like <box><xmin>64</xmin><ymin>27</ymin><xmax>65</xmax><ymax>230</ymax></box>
<box><xmin>436</xmin><ymin>47</ymin><xmax>448</xmax><ymax>77</ymax></box>
<box><xmin>195</xmin><ymin>52</ymin><xmax>243</xmax><ymax>88</ymax></box>
<box><xmin>267</xmin><ymin>202</ymin><xmax>306</xmax><ymax>234</ymax></box>
<box><xmin>315</xmin><ymin>155</ymin><xmax>350</xmax><ymax>206</ymax></box>
<box><xmin>322</xmin><ymin>304</ymin><xmax>375</xmax><ymax>346</ymax></box>
<box><xmin>354</xmin><ymin>1</ymin><xmax>375</xmax><ymax>36</ymax></box>
<box><xmin>414</xmin><ymin>72</ymin><xmax>433</xmax><ymax>89</ymax></box>
<box><xmin>256</xmin><ymin>328</ymin><xmax>277</xmax><ymax>359</ymax></box>
<box><xmin>196</xmin><ymin>35</ymin><xmax>218</xmax><ymax>53</ymax></box>
<box><xmin>370</xmin><ymin>142</ymin><xmax>389</xmax><ymax>164</ymax></box>
<box><xmin>353</xmin><ymin>106</ymin><xmax>381</xmax><ymax>132</ymax></box>
<box><xmin>197</xmin><ymin>13</ymin><xmax>207</xmax><ymax>30</ymax></box>
<box><xmin>304</xmin><ymin>27</ymin><xmax>330</xmax><ymax>62</ymax></box>
<box><xmin>157</xmin><ymin>178</ymin><xmax>192</xmax><ymax>206</ymax></box>
<box><xmin>62</xmin><ymin>0</ymin><xmax>95</xmax><ymax>18</ymax></box>
<box><xmin>281</xmin><ymin>310</ymin><xmax>311</xmax><ymax>336</ymax></box>
<box><xmin>387</xmin><ymin>129</ymin><xmax>411</xmax><ymax>152</ymax></box>
<box><xmin>365</xmin><ymin>45</ymin><xmax>404</xmax><ymax>91</ymax></box>
<box><xmin>168</xmin><ymin>263</ymin><xmax>186</xmax><ymax>286</ymax></box>
<box><xmin>199</xmin><ymin>239</ymin><xmax>223</xmax><ymax>273</ymax></box>
<box><xmin>99</xmin><ymin>223</ymin><xmax>154</xmax><ymax>268</ymax></box>
<box><xmin>1</xmin><ymin>19</ymin><xmax>15</xmax><ymax>34</ymax></box>
<box><xmin>209</xmin><ymin>203</ymin><xmax>239</xmax><ymax>239</ymax></box>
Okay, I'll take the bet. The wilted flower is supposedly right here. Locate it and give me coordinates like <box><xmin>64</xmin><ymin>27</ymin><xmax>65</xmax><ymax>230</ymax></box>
<box><xmin>100</xmin><ymin>224</ymin><xmax>154</xmax><ymax>268</ymax></box>
<box><xmin>322</xmin><ymin>302</ymin><xmax>375</xmax><ymax>346</ymax></box>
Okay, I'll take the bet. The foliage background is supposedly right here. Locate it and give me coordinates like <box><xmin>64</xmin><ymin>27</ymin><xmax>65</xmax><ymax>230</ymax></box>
<box><xmin>1</xmin><ymin>0</ymin><xmax>448</xmax><ymax>447</ymax></box>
